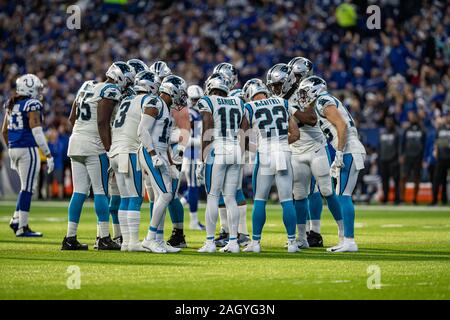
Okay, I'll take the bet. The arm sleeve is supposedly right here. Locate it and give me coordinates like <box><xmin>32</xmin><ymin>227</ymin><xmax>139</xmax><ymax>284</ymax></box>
<box><xmin>138</xmin><ymin>114</ymin><xmax>156</xmax><ymax>152</ymax></box>
<box><xmin>31</xmin><ymin>126</ymin><xmax>51</xmax><ymax>156</ymax></box>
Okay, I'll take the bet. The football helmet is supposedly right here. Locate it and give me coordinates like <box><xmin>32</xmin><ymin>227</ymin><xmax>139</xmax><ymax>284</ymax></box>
<box><xmin>159</xmin><ymin>75</ymin><xmax>188</xmax><ymax>110</ymax></box>
<box><xmin>266</xmin><ymin>63</ymin><xmax>296</xmax><ymax>97</ymax></box>
<box><xmin>243</xmin><ymin>78</ymin><xmax>269</xmax><ymax>102</ymax></box>
<box><xmin>213</xmin><ymin>62</ymin><xmax>238</xmax><ymax>89</ymax></box>
<box><xmin>187</xmin><ymin>85</ymin><xmax>204</xmax><ymax>100</ymax></box>
<box><xmin>297</xmin><ymin>76</ymin><xmax>327</xmax><ymax>106</ymax></box>
<box><xmin>149</xmin><ymin>61</ymin><xmax>172</xmax><ymax>80</ymax></box>
<box><xmin>288</xmin><ymin>57</ymin><xmax>313</xmax><ymax>82</ymax></box>
<box><xmin>127</xmin><ymin>59</ymin><xmax>148</xmax><ymax>77</ymax></box>
<box><xmin>229</xmin><ymin>88</ymin><xmax>244</xmax><ymax>99</ymax></box>
<box><xmin>106</xmin><ymin>61</ymin><xmax>134</xmax><ymax>90</ymax></box>
<box><xmin>204</xmin><ymin>73</ymin><xmax>230</xmax><ymax>96</ymax></box>
<box><xmin>134</xmin><ymin>70</ymin><xmax>161</xmax><ymax>95</ymax></box>
<box><xmin>16</xmin><ymin>74</ymin><xmax>43</xmax><ymax>99</ymax></box>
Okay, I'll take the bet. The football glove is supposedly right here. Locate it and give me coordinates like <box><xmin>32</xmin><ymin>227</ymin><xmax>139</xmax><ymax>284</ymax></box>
<box><xmin>152</xmin><ymin>154</ymin><xmax>164</xmax><ymax>169</ymax></box>
<box><xmin>196</xmin><ymin>162</ymin><xmax>205</xmax><ymax>185</ymax></box>
<box><xmin>169</xmin><ymin>164</ymin><xmax>180</xmax><ymax>179</ymax></box>
<box><xmin>172</xmin><ymin>144</ymin><xmax>185</xmax><ymax>164</ymax></box>
<box><xmin>330</xmin><ymin>151</ymin><xmax>344</xmax><ymax>178</ymax></box>
<box><xmin>46</xmin><ymin>156</ymin><xmax>54</xmax><ymax>174</ymax></box>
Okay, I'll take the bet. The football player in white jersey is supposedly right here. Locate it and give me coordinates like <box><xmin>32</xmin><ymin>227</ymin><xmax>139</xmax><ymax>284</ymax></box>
<box><xmin>280</xmin><ymin>58</ymin><xmax>345</xmax><ymax>249</ymax></box>
<box><xmin>138</xmin><ymin>75</ymin><xmax>188</xmax><ymax>254</ymax></box>
<box><xmin>62</xmin><ymin>62</ymin><xmax>131</xmax><ymax>250</ymax></box>
<box><xmin>298</xmin><ymin>76</ymin><xmax>366</xmax><ymax>252</ymax></box>
<box><xmin>180</xmin><ymin>85</ymin><xmax>206</xmax><ymax>230</ymax></box>
<box><xmin>240</xmin><ymin>79</ymin><xmax>300</xmax><ymax>253</ymax></box>
<box><xmin>212</xmin><ymin>63</ymin><xmax>250</xmax><ymax>247</ymax></box>
<box><xmin>109</xmin><ymin>70</ymin><xmax>160</xmax><ymax>252</ymax></box>
<box><xmin>196</xmin><ymin>73</ymin><xmax>247</xmax><ymax>253</ymax></box>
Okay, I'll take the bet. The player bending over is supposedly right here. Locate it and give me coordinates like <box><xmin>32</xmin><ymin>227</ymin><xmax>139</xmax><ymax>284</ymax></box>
<box><xmin>240</xmin><ymin>79</ymin><xmax>300</xmax><ymax>253</ymax></box>
<box><xmin>3</xmin><ymin>74</ymin><xmax>54</xmax><ymax>237</ymax></box>
<box><xmin>138</xmin><ymin>75</ymin><xmax>188</xmax><ymax>253</ymax></box>
<box><xmin>197</xmin><ymin>73</ymin><xmax>247</xmax><ymax>253</ymax></box>
<box><xmin>298</xmin><ymin>76</ymin><xmax>366</xmax><ymax>252</ymax></box>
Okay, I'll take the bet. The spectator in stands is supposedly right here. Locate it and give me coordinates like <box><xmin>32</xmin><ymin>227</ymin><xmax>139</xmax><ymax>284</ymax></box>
<box><xmin>431</xmin><ymin>113</ymin><xmax>450</xmax><ymax>205</ymax></box>
<box><xmin>400</xmin><ymin>111</ymin><xmax>427</xmax><ymax>204</ymax></box>
<box><xmin>378</xmin><ymin>115</ymin><xmax>401</xmax><ymax>204</ymax></box>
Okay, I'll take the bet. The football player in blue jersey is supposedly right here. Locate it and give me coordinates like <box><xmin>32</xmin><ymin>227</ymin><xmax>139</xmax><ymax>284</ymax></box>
<box><xmin>2</xmin><ymin>74</ymin><xmax>54</xmax><ymax>237</ymax></box>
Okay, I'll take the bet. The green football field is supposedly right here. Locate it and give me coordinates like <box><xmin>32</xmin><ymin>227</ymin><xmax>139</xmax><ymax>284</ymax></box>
<box><xmin>0</xmin><ymin>201</ymin><xmax>449</xmax><ymax>300</ymax></box>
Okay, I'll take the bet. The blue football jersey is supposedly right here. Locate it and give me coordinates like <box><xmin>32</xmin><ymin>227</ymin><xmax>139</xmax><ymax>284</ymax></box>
<box><xmin>7</xmin><ymin>98</ymin><xmax>43</xmax><ymax>148</ymax></box>
<box><xmin>185</xmin><ymin>108</ymin><xmax>202</xmax><ymax>160</ymax></box>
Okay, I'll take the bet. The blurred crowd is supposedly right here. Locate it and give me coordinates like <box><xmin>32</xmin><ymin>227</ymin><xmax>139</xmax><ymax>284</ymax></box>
<box><xmin>0</xmin><ymin>0</ymin><xmax>449</xmax><ymax>203</ymax></box>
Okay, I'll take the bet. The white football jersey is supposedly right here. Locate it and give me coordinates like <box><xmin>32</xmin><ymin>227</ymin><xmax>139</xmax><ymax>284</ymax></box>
<box><xmin>315</xmin><ymin>92</ymin><xmax>366</xmax><ymax>154</ymax></box>
<box><xmin>289</xmin><ymin>94</ymin><xmax>326</xmax><ymax>154</ymax></box>
<box><xmin>244</xmin><ymin>97</ymin><xmax>291</xmax><ymax>153</ymax></box>
<box><xmin>197</xmin><ymin>95</ymin><xmax>244</xmax><ymax>154</ymax></box>
<box><xmin>143</xmin><ymin>95</ymin><xmax>173</xmax><ymax>155</ymax></box>
<box><xmin>110</xmin><ymin>92</ymin><xmax>147</xmax><ymax>156</ymax></box>
<box><xmin>68</xmin><ymin>81</ymin><xmax>121</xmax><ymax>156</ymax></box>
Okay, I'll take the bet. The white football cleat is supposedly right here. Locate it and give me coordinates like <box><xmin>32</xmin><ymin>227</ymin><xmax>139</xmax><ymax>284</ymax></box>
<box><xmin>326</xmin><ymin>237</ymin><xmax>345</xmax><ymax>252</ymax></box>
<box><xmin>243</xmin><ymin>240</ymin><xmax>261</xmax><ymax>253</ymax></box>
<box><xmin>287</xmin><ymin>239</ymin><xmax>300</xmax><ymax>253</ymax></box>
<box><xmin>329</xmin><ymin>239</ymin><xmax>358</xmax><ymax>253</ymax></box>
<box><xmin>296</xmin><ymin>238</ymin><xmax>309</xmax><ymax>249</ymax></box>
<box><xmin>141</xmin><ymin>238</ymin><xmax>167</xmax><ymax>253</ymax></box>
<box><xmin>198</xmin><ymin>240</ymin><xmax>216</xmax><ymax>253</ymax></box>
<box><xmin>189</xmin><ymin>221</ymin><xmax>206</xmax><ymax>231</ymax></box>
<box><xmin>219</xmin><ymin>241</ymin><xmax>240</xmax><ymax>253</ymax></box>
<box><xmin>128</xmin><ymin>242</ymin><xmax>147</xmax><ymax>252</ymax></box>
<box><xmin>160</xmin><ymin>240</ymin><xmax>181</xmax><ymax>253</ymax></box>
<box><xmin>120</xmin><ymin>243</ymin><xmax>129</xmax><ymax>252</ymax></box>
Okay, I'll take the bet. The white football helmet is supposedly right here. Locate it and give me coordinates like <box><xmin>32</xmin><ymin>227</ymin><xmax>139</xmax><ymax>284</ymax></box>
<box><xmin>204</xmin><ymin>73</ymin><xmax>230</xmax><ymax>96</ymax></box>
<box><xmin>266</xmin><ymin>63</ymin><xmax>296</xmax><ymax>97</ymax></box>
<box><xmin>229</xmin><ymin>88</ymin><xmax>244</xmax><ymax>99</ymax></box>
<box><xmin>106</xmin><ymin>61</ymin><xmax>134</xmax><ymax>90</ymax></box>
<box><xmin>297</xmin><ymin>76</ymin><xmax>327</xmax><ymax>106</ymax></box>
<box><xmin>159</xmin><ymin>75</ymin><xmax>188</xmax><ymax>110</ymax></box>
<box><xmin>187</xmin><ymin>85</ymin><xmax>204</xmax><ymax>100</ymax></box>
<box><xmin>213</xmin><ymin>62</ymin><xmax>238</xmax><ymax>89</ymax></box>
<box><xmin>149</xmin><ymin>61</ymin><xmax>172</xmax><ymax>80</ymax></box>
<box><xmin>243</xmin><ymin>78</ymin><xmax>269</xmax><ymax>102</ymax></box>
<box><xmin>288</xmin><ymin>57</ymin><xmax>313</xmax><ymax>82</ymax></box>
<box><xmin>134</xmin><ymin>71</ymin><xmax>161</xmax><ymax>95</ymax></box>
<box><xmin>127</xmin><ymin>59</ymin><xmax>148</xmax><ymax>78</ymax></box>
<box><xmin>16</xmin><ymin>74</ymin><xmax>43</xmax><ymax>99</ymax></box>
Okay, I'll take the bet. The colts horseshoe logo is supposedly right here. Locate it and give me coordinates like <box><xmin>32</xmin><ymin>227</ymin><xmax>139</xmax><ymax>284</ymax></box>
<box><xmin>24</xmin><ymin>78</ymin><xmax>35</xmax><ymax>88</ymax></box>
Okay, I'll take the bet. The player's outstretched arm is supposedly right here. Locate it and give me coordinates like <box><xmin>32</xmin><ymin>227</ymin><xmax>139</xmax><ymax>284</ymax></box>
<box><xmin>288</xmin><ymin>116</ymin><xmax>300</xmax><ymax>144</ymax></box>
<box><xmin>97</xmin><ymin>98</ymin><xmax>116</xmax><ymax>152</ymax></box>
<box><xmin>68</xmin><ymin>100</ymin><xmax>78</xmax><ymax>127</ymax></box>
<box><xmin>323</xmin><ymin>105</ymin><xmax>346</xmax><ymax>152</ymax></box>
<box><xmin>137</xmin><ymin>107</ymin><xmax>158</xmax><ymax>156</ymax></box>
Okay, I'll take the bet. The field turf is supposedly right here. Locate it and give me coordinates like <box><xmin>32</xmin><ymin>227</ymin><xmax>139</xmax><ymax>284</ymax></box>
<box><xmin>0</xmin><ymin>201</ymin><xmax>449</xmax><ymax>300</ymax></box>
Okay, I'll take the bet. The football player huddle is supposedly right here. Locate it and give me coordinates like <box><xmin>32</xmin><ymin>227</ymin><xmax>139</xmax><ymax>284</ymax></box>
<box><xmin>3</xmin><ymin>57</ymin><xmax>365</xmax><ymax>254</ymax></box>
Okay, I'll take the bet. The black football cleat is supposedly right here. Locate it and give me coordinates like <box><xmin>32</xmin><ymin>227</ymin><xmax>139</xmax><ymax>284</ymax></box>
<box><xmin>95</xmin><ymin>235</ymin><xmax>121</xmax><ymax>250</ymax></box>
<box><xmin>61</xmin><ymin>236</ymin><xmax>88</xmax><ymax>250</ymax></box>
<box><xmin>113</xmin><ymin>235</ymin><xmax>123</xmax><ymax>246</ymax></box>
<box><xmin>307</xmin><ymin>230</ymin><xmax>324</xmax><ymax>247</ymax></box>
<box><xmin>16</xmin><ymin>225</ymin><xmax>43</xmax><ymax>237</ymax></box>
<box><xmin>9</xmin><ymin>218</ymin><xmax>19</xmax><ymax>235</ymax></box>
<box><xmin>214</xmin><ymin>230</ymin><xmax>229</xmax><ymax>247</ymax></box>
<box><xmin>167</xmin><ymin>228</ymin><xmax>187</xmax><ymax>248</ymax></box>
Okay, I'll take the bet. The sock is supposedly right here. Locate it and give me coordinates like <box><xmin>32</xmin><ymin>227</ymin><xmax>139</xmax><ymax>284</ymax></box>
<box><xmin>94</xmin><ymin>194</ymin><xmax>110</xmax><ymax>237</ymax></box>
<box><xmin>128</xmin><ymin>197</ymin><xmax>142</xmax><ymax>244</ymax></box>
<box><xmin>156</xmin><ymin>229</ymin><xmax>164</xmax><ymax>241</ymax></box>
<box><xmin>188</xmin><ymin>186</ymin><xmax>199</xmax><ymax>213</ymax></box>
<box><xmin>339</xmin><ymin>195</ymin><xmax>355</xmax><ymax>238</ymax></box>
<box><xmin>149</xmin><ymin>201</ymin><xmax>154</xmax><ymax>219</ymax></box>
<box><xmin>294</xmin><ymin>198</ymin><xmax>309</xmax><ymax>239</ymax></box>
<box><xmin>311</xmin><ymin>220</ymin><xmax>321</xmax><ymax>234</ymax></box>
<box><xmin>190</xmin><ymin>211</ymin><xmax>198</xmax><ymax>224</ymax></box>
<box><xmin>308</xmin><ymin>191</ymin><xmax>323</xmax><ymax>220</ymax></box>
<box><xmin>67</xmin><ymin>192</ymin><xmax>86</xmax><ymax>237</ymax></box>
<box><xmin>326</xmin><ymin>194</ymin><xmax>343</xmax><ymax>221</ymax></box>
<box><xmin>219</xmin><ymin>207</ymin><xmax>229</xmax><ymax>233</ymax></box>
<box><xmin>109</xmin><ymin>195</ymin><xmax>121</xmax><ymax>238</ymax></box>
<box><xmin>180</xmin><ymin>196</ymin><xmax>188</xmax><ymax>207</ymax></box>
<box><xmin>18</xmin><ymin>190</ymin><xmax>32</xmax><ymax>228</ymax></box>
<box><xmin>281</xmin><ymin>200</ymin><xmax>297</xmax><ymax>240</ymax></box>
<box><xmin>238</xmin><ymin>204</ymin><xmax>248</xmax><ymax>235</ymax></box>
<box><xmin>223</xmin><ymin>195</ymin><xmax>239</xmax><ymax>240</ymax></box>
<box><xmin>118</xmin><ymin>198</ymin><xmax>130</xmax><ymax>245</ymax></box>
<box><xmin>205</xmin><ymin>194</ymin><xmax>220</xmax><ymax>240</ymax></box>
<box><xmin>146</xmin><ymin>226</ymin><xmax>157</xmax><ymax>241</ymax></box>
<box><xmin>13</xmin><ymin>200</ymin><xmax>20</xmax><ymax>220</ymax></box>
<box><xmin>149</xmin><ymin>193</ymin><xmax>172</xmax><ymax>238</ymax></box>
<box><xmin>336</xmin><ymin>219</ymin><xmax>344</xmax><ymax>238</ymax></box>
<box><xmin>168</xmin><ymin>197</ymin><xmax>184</xmax><ymax>229</ymax></box>
<box><xmin>251</xmin><ymin>199</ymin><xmax>267</xmax><ymax>241</ymax></box>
